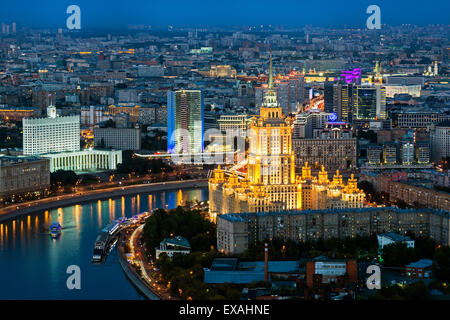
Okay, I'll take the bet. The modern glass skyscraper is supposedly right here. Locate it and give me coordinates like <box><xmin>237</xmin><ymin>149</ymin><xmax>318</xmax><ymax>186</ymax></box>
<box><xmin>167</xmin><ymin>90</ymin><xmax>204</xmax><ymax>154</ymax></box>
<box><xmin>353</xmin><ymin>85</ymin><xmax>386</xmax><ymax>121</ymax></box>
<box><xmin>333</xmin><ymin>83</ymin><xmax>353</xmax><ymax>123</ymax></box>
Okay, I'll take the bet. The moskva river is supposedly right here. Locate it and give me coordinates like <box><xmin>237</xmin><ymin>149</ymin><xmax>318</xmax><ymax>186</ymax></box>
<box><xmin>0</xmin><ymin>188</ymin><xmax>208</xmax><ymax>299</ymax></box>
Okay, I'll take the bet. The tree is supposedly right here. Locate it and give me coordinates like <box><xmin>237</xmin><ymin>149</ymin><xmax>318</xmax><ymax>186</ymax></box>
<box><xmin>50</xmin><ymin>170</ymin><xmax>78</xmax><ymax>187</ymax></box>
<box><xmin>433</xmin><ymin>246</ymin><xmax>450</xmax><ymax>282</ymax></box>
<box><xmin>116</xmin><ymin>150</ymin><xmax>173</xmax><ymax>174</ymax></box>
<box><xmin>143</xmin><ymin>207</ymin><xmax>216</xmax><ymax>255</ymax></box>
<box><xmin>381</xmin><ymin>242</ymin><xmax>417</xmax><ymax>267</ymax></box>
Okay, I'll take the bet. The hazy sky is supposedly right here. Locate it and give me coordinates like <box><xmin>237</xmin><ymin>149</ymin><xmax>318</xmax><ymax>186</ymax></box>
<box><xmin>0</xmin><ymin>0</ymin><xmax>448</xmax><ymax>29</ymax></box>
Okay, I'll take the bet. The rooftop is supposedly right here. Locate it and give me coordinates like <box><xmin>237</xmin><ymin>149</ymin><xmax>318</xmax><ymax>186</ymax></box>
<box><xmin>379</xmin><ymin>232</ymin><xmax>413</xmax><ymax>242</ymax></box>
<box><xmin>160</xmin><ymin>236</ymin><xmax>191</xmax><ymax>249</ymax></box>
<box><xmin>0</xmin><ymin>155</ymin><xmax>47</xmax><ymax>166</ymax></box>
<box><xmin>406</xmin><ymin>259</ymin><xmax>434</xmax><ymax>269</ymax></box>
<box><xmin>218</xmin><ymin>207</ymin><xmax>450</xmax><ymax>222</ymax></box>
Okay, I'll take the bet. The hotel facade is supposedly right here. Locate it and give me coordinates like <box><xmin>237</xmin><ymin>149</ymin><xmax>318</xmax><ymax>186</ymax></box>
<box><xmin>209</xmin><ymin>55</ymin><xmax>365</xmax><ymax>217</ymax></box>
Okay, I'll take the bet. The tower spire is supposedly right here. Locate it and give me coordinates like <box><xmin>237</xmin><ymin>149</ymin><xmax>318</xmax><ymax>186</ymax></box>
<box><xmin>268</xmin><ymin>50</ymin><xmax>273</xmax><ymax>89</ymax></box>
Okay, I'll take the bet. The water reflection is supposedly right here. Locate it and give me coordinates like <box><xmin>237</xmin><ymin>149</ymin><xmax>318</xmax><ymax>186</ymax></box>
<box><xmin>0</xmin><ymin>188</ymin><xmax>208</xmax><ymax>299</ymax></box>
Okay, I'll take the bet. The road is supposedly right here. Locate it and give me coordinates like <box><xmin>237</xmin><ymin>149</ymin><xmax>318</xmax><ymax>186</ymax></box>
<box><xmin>125</xmin><ymin>224</ymin><xmax>174</xmax><ymax>300</ymax></box>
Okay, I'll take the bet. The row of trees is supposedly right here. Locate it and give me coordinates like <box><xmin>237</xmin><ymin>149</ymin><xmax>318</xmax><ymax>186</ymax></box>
<box><xmin>143</xmin><ymin>207</ymin><xmax>242</xmax><ymax>299</ymax></box>
<box><xmin>369</xmin><ymin>281</ymin><xmax>429</xmax><ymax>300</ymax></box>
<box><xmin>143</xmin><ymin>206</ymin><xmax>216</xmax><ymax>254</ymax></box>
<box><xmin>381</xmin><ymin>235</ymin><xmax>438</xmax><ymax>267</ymax></box>
<box><xmin>380</xmin><ymin>234</ymin><xmax>450</xmax><ymax>283</ymax></box>
<box><xmin>116</xmin><ymin>150</ymin><xmax>173</xmax><ymax>175</ymax></box>
<box><xmin>237</xmin><ymin>235</ymin><xmax>379</xmax><ymax>262</ymax></box>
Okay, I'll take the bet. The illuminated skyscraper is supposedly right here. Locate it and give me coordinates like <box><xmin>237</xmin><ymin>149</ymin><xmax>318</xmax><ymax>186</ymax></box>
<box><xmin>167</xmin><ymin>90</ymin><xmax>204</xmax><ymax>154</ymax></box>
<box><xmin>209</xmin><ymin>54</ymin><xmax>365</xmax><ymax>217</ymax></box>
<box><xmin>333</xmin><ymin>83</ymin><xmax>353</xmax><ymax>122</ymax></box>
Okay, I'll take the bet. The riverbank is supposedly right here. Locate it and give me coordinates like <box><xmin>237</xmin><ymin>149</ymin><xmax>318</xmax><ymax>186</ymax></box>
<box><xmin>116</xmin><ymin>233</ymin><xmax>161</xmax><ymax>300</ymax></box>
<box><xmin>0</xmin><ymin>179</ymin><xmax>208</xmax><ymax>223</ymax></box>
<box><xmin>117</xmin><ymin>223</ymin><xmax>175</xmax><ymax>300</ymax></box>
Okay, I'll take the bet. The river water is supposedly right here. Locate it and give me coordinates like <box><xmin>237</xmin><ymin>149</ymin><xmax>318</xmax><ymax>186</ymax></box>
<box><xmin>0</xmin><ymin>188</ymin><xmax>208</xmax><ymax>299</ymax></box>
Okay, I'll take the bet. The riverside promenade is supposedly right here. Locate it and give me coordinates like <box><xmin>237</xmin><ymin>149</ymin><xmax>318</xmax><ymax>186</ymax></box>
<box><xmin>0</xmin><ymin>179</ymin><xmax>208</xmax><ymax>223</ymax></box>
<box><xmin>117</xmin><ymin>228</ymin><xmax>162</xmax><ymax>300</ymax></box>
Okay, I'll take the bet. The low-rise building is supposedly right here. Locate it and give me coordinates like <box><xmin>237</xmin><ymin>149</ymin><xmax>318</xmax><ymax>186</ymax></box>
<box><xmin>43</xmin><ymin>149</ymin><xmax>122</xmax><ymax>173</ymax></box>
<box><xmin>203</xmin><ymin>258</ymin><xmax>301</xmax><ymax>284</ymax></box>
<box><xmin>0</xmin><ymin>155</ymin><xmax>50</xmax><ymax>199</ymax></box>
<box><xmin>405</xmin><ymin>259</ymin><xmax>434</xmax><ymax>278</ymax></box>
<box><xmin>306</xmin><ymin>259</ymin><xmax>358</xmax><ymax>288</ymax></box>
<box><xmin>377</xmin><ymin>232</ymin><xmax>415</xmax><ymax>249</ymax></box>
<box><xmin>293</xmin><ymin>126</ymin><xmax>357</xmax><ymax>173</ymax></box>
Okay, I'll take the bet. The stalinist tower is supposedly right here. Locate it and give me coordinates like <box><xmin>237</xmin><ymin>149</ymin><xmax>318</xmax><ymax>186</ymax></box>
<box><xmin>246</xmin><ymin>52</ymin><xmax>301</xmax><ymax>211</ymax></box>
<box><xmin>208</xmin><ymin>53</ymin><xmax>365</xmax><ymax>217</ymax></box>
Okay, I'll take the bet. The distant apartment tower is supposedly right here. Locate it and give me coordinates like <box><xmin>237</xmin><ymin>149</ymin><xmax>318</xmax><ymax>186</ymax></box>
<box><xmin>23</xmin><ymin>106</ymin><xmax>80</xmax><ymax>156</ymax></box>
<box><xmin>94</xmin><ymin>127</ymin><xmax>141</xmax><ymax>151</ymax></box>
<box><xmin>415</xmin><ymin>142</ymin><xmax>430</xmax><ymax>164</ymax></box>
<box><xmin>80</xmin><ymin>106</ymin><xmax>112</xmax><ymax>127</ymax></box>
<box><xmin>367</xmin><ymin>145</ymin><xmax>383</xmax><ymax>165</ymax></box>
<box><xmin>401</xmin><ymin>141</ymin><xmax>415</xmax><ymax>165</ymax></box>
<box><xmin>293</xmin><ymin>110</ymin><xmax>331</xmax><ymax>139</ymax></box>
<box><xmin>167</xmin><ymin>90</ymin><xmax>204</xmax><ymax>154</ymax></box>
<box><xmin>430</xmin><ymin>121</ymin><xmax>450</xmax><ymax>162</ymax></box>
<box><xmin>383</xmin><ymin>142</ymin><xmax>397</xmax><ymax>165</ymax></box>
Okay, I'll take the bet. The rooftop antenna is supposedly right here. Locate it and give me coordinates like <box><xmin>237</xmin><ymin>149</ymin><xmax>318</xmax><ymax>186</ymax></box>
<box><xmin>268</xmin><ymin>50</ymin><xmax>273</xmax><ymax>89</ymax></box>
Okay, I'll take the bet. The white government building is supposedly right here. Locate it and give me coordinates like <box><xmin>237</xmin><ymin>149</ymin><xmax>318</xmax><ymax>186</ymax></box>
<box><xmin>23</xmin><ymin>105</ymin><xmax>122</xmax><ymax>172</ymax></box>
<box><xmin>23</xmin><ymin>106</ymin><xmax>80</xmax><ymax>155</ymax></box>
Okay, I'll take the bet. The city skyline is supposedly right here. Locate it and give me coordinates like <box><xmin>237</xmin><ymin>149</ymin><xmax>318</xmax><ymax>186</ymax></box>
<box><xmin>0</xmin><ymin>1</ymin><xmax>449</xmax><ymax>304</ymax></box>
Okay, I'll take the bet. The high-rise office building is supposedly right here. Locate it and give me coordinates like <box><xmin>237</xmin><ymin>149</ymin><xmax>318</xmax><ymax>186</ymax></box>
<box><xmin>353</xmin><ymin>85</ymin><xmax>386</xmax><ymax>121</ymax></box>
<box><xmin>167</xmin><ymin>90</ymin><xmax>204</xmax><ymax>154</ymax></box>
<box><xmin>323</xmin><ymin>82</ymin><xmax>335</xmax><ymax>114</ymax></box>
<box><xmin>415</xmin><ymin>142</ymin><xmax>430</xmax><ymax>164</ymax></box>
<box><xmin>94</xmin><ymin>127</ymin><xmax>141</xmax><ymax>151</ymax></box>
<box><xmin>23</xmin><ymin>105</ymin><xmax>80</xmax><ymax>156</ymax></box>
<box><xmin>333</xmin><ymin>83</ymin><xmax>353</xmax><ymax>122</ymax></box>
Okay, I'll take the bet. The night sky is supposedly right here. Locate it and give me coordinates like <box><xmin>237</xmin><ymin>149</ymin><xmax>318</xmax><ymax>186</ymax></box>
<box><xmin>0</xmin><ymin>0</ymin><xmax>448</xmax><ymax>29</ymax></box>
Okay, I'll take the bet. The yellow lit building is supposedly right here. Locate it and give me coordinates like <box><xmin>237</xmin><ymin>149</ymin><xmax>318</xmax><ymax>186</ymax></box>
<box><xmin>199</xmin><ymin>65</ymin><xmax>237</xmax><ymax>78</ymax></box>
<box><xmin>209</xmin><ymin>55</ymin><xmax>365</xmax><ymax>217</ymax></box>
